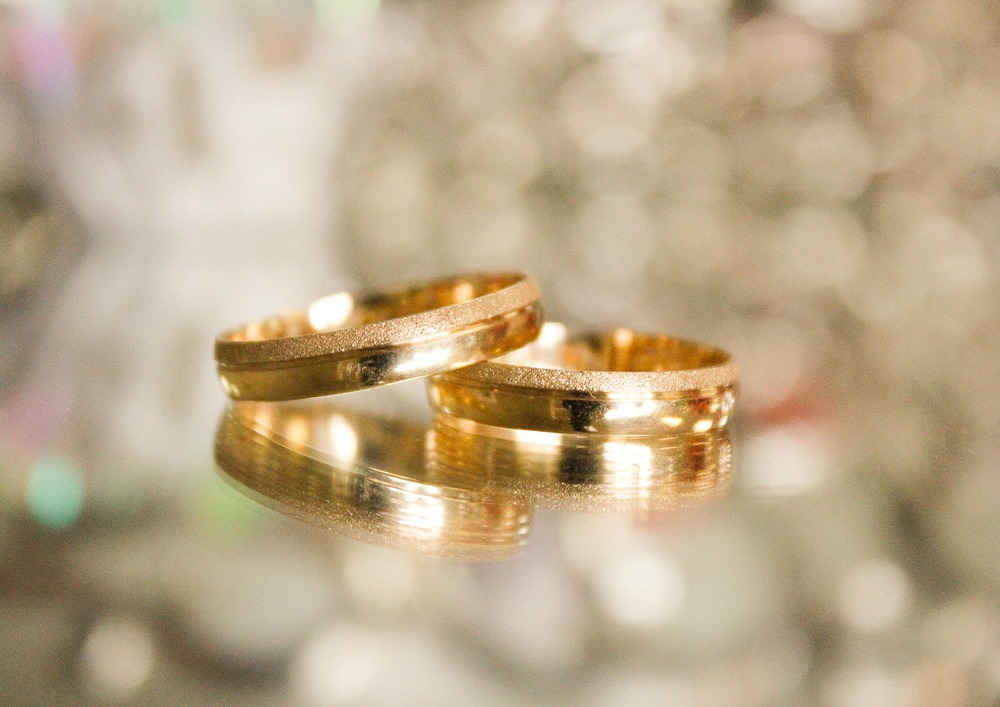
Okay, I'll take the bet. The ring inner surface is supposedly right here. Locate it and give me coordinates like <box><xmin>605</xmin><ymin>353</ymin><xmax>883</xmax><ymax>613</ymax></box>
<box><xmin>497</xmin><ymin>324</ymin><xmax>729</xmax><ymax>373</ymax></box>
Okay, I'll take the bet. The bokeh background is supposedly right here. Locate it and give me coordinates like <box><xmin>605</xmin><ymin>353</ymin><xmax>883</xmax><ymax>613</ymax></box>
<box><xmin>2</xmin><ymin>0</ymin><xmax>999</xmax><ymax>704</ymax></box>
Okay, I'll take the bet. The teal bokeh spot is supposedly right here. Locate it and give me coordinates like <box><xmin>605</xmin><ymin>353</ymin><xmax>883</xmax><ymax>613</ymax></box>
<box><xmin>26</xmin><ymin>455</ymin><xmax>85</xmax><ymax>530</ymax></box>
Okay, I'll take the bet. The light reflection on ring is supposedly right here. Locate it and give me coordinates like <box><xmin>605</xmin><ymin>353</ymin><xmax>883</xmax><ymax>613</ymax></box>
<box><xmin>214</xmin><ymin>400</ymin><xmax>733</xmax><ymax>559</ymax></box>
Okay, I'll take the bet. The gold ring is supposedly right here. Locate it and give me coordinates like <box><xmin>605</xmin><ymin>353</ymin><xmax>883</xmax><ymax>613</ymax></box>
<box><xmin>428</xmin><ymin>323</ymin><xmax>738</xmax><ymax>435</ymax></box>
<box><xmin>214</xmin><ymin>272</ymin><xmax>542</xmax><ymax>401</ymax></box>
<box><xmin>215</xmin><ymin>401</ymin><xmax>533</xmax><ymax>560</ymax></box>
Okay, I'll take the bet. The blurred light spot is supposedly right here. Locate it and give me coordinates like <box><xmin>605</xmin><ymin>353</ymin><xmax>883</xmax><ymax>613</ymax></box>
<box><xmin>291</xmin><ymin>626</ymin><xmax>381</xmax><ymax>706</ymax></box>
<box><xmin>327</xmin><ymin>413</ymin><xmax>359</xmax><ymax>468</ymax></box>
<box><xmin>580</xmin><ymin>124</ymin><xmax>649</xmax><ymax>161</ymax></box>
<box><xmin>458</xmin><ymin>118</ymin><xmax>539</xmax><ymax>187</ymax></box>
<box><xmin>343</xmin><ymin>546</ymin><xmax>418</xmax><ymax>614</ymax></box>
<box><xmin>650</xmin><ymin>205</ymin><xmax>731</xmax><ymax>281</ymax></box>
<box><xmin>81</xmin><ymin>617</ymin><xmax>155</xmax><ymax>701</ymax></box>
<box><xmin>354</xmin><ymin>150</ymin><xmax>431</xmax><ymax>259</ymax></box>
<box><xmin>316</xmin><ymin>0</ymin><xmax>382</xmax><ymax>29</ymax></box>
<box><xmin>667</xmin><ymin>0</ymin><xmax>730</xmax><ymax>22</ymax></box>
<box><xmin>734</xmin><ymin>318</ymin><xmax>806</xmax><ymax>411</ymax></box>
<box><xmin>742</xmin><ymin>424</ymin><xmax>831</xmax><ymax>494</ymax></box>
<box><xmin>246</xmin><ymin>402</ymin><xmax>274</xmax><ymax>432</ymax></box>
<box><xmin>824</xmin><ymin>666</ymin><xmax>909</xmax><ymax>707</ymax></box>
<box><xmin>657</xmin><ymin>122</ymin><xmax>729</xmax><ymax>200</ymax></box>
<box><xmin>853</xmin><ymin>31</ymin><xmax>926</xmax><ymax>109</ymax></box>
<box><xmin>839</xmin><ymin>559</ymin><xmax>911</xmax><ymax>633</ymax></box>
<box><xmin>452</xmin><ymin>281</ymin><xmax>475</xmax><ymax>302</ymax></box>
<box><xmin>602</xmin><ymin>441</ymin><xmax>653</xmax><ymax>492</ymax></box>
<box><xmin>692</xmin><ymin>419</ymin><xmax>713</xmax><ymax>433</ymax></box>
<box><xmin>4</xmin><ymin>385</ymin><xmax>70</xmax><ymax>449</ymax></box>
<box><xmin>563</xmin><ymin>0</ymin><xmax>663</xmax><ymax>54</ymax></box>
<box><xmin>721</xmin><ymin>389</ymin><xmax>735</xmax><ymax>417</ymax></box>
<box><xmin>441</xmin><ymin>175</ymin><xmax>529</xmax><ymax>268</ymax></box>
<box><xmin>493</xmin><ymin>0</ymin><xmax>554</xmax><ymax>41</ymax></box>
<box><xmin>586</xmin><ymin>673</ymin><xmax>696</xmax><ymax>707</ymax></box>
<box><xmin>26</xmin><ymin>455</ymin><xmax>84</xmax><ymax>529</ymax></box>
<box><xmin>574</xmin><ymin>194</ymin><xmax>654</xmax><ymax>279</ymax></box>
<box><xmin>596</xmin><ymin>550</ymin><xmax>685</xmax><ymax>626</ymax></box>
<box><xmin>537</xmin><ymin>321</ymin><xmax>568</xmax><ymax>348</ymax></box>
<box><xmin>510</xmin><ymin>427</ymin><xmax>565</xmax><ymax>446</ymax></box>
<box><xmin>554</xmin><ymin>268</ymin><xmax>646</xmax><ymax>323</ymax></box>
<box><xmin>196</xmin><ymin>477</ymin><xmax>264</xmax><ymax>537</ymax></box>
<box><xmin>922</xmin><ymin>599</ymin><xmax>995</xmax><ymax>667</ymax></box>
<box><xmin>732</xmin><ymin>18</ymin><xmax>832</xmax><ymax>108</ymax></box>
<box><xmin>12</xmin><ymin>12</ymin><xmax>78</xmax><ymax>109</ymax></box>
<box><xmin>284</xmin><ymin>415</ymin><xmax>311</xmax><ymax>450</ymax></box>
<box><xmin>308</xmin><ymin>292</ymin><xmax>354</xmax><ymax>331</ymax></box>
<box><xmin>393</xmin><ymin>346</ymin><xmax>453</xmax><ymax>376</ymax></box>
<box><xmin>398</xmin><ymin>492</ymin><xmax>446</xmax><ymax>536</ymax></box>
<box><xmin>901</xmin><ymin>216</ymin><xmax>988</xmax><ymax>298</ymax></box>
<box><xmin>778</xmin><ymin>0</ymin><xmax>869</xmax><ymax>33</ymax></box>
<box><xmin>772</xmin><ymin>207</ymin><xmax>867</xmax><ymax>291</ymax></box>
<box><xmin>794</xmin><ymin>117</ymin><xmax>873</xmax><ymax>201</ymax></box>
<box><xmin>184</xmin><ymin>548</ymin><xmax>335</xmax><ymax>669</ymax></box>
<box><xmin>558</xmin><ymin>63</ymin><xmax>659</xmax><ymax>146</ymax></box>
<box><xmin>603</xmin><ymin>400</ymin><xmax>658</xmax><ymax>420</ymax></box>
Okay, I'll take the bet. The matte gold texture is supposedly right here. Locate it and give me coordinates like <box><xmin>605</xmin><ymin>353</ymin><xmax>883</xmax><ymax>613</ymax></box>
<box><xmin>215</xmin><ymin>272</ymin><xmax>542</xmax><ymax>400</ymax></box>
<box><xmin>214</xmin><ymin>401</ymin><xmax>532</xmax><ymax>560</ymax></box>
<box><xmin>428</xmin><ymin>323</ymin><xmax>738</xmax><ymax>435</ymax></box>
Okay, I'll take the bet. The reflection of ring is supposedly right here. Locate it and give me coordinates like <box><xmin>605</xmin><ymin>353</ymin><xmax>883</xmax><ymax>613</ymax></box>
<box><xmin>214</xmin><ymin>401</ymin><xmax>533</xmax><ymax>560</ymax></box>
<box><xmin>215</xmin><ymin>272</ymin><xmax>542</xmax><ymax>401</ymax></box>
<box><xmin>428</xmin><ymin>323</ymin><xmax>738</xmax><ymax>435</ymax></box>
<box><xmin>429</xmin><ymin>414</ymin><xmax>732</xmax><ymax>512</ymax></box>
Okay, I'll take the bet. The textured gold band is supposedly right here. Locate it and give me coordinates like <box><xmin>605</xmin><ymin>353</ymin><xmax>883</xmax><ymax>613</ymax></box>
<box><xmin>214</xmin><ymin>272</ymin><xmax>542</xmax><ymax>401</ymax></box>
<box><xmin>428</xmin><ymin>323</ymin><xmax>738</xmax><ymax>435</ymax></box>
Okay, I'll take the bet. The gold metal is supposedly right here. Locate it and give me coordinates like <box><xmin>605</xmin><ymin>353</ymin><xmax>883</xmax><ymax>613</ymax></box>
<box><xmin>214</xmin><ymin>401</ymin><xmax>533</xmax><ymax>560</ymax></box>
<box><xmin>214</xmin><ymin>398</ymin><xmax>734</xmax><ymax>557</ymax></box>
<box><xmin>215</xmin><ymin>272</ymin><xmax>542</xmax><ymax>401</ymax></box>
<box><xmin>428</xmin><ymin>323</ymin><xmax>738</xmax><ymax>435</ymax></box>
<box><xmin>429</xmin><ymin>414</ymin><xmax>731</xmax><ymax>512</ymax></box>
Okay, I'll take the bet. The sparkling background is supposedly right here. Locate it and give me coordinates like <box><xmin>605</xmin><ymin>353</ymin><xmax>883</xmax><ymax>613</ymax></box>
<box><xmin>1</xmin><ymin>0</ymin><xmax>999</xmax><ymax>704</ymax></box>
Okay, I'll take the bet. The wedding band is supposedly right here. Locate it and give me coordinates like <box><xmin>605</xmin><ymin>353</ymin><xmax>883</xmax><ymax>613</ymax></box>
<box><xmin>215</xmin><ymin>401</ymin><xmax>532</xmax><ymax>560</ymax></box>
<box><xmin>215</xmin><ymin>272</ymin><xmax>542</xmax><ymax>401</ymax></box>
<box><xmin>428</xmin><ymin>323</ymin><xmax>738</xmax><ymax>435</ymax></box>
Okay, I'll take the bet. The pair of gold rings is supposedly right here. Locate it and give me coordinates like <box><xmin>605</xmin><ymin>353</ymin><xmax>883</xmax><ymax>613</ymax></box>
<box><xmin>214</xmin><ymin>272</ymin><xmax>738</xmax><ymax>435</ymax></box>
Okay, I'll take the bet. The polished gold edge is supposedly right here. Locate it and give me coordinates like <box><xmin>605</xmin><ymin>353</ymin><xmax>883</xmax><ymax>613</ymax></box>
<box><xmin>215</xmin><ymin>272</ymin><xmax>541</xmax><ymax>367</ymax></box>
